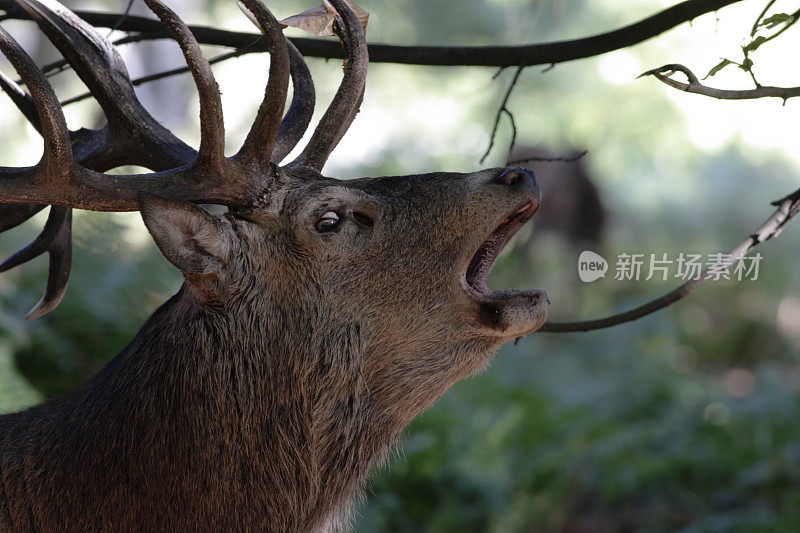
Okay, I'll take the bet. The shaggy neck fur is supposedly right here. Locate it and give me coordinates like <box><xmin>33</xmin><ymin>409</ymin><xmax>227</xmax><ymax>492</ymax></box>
<box><xmin>0</xmin><ymin>285</ymin><xmax>385</xmax><ymax>532</ymax></box>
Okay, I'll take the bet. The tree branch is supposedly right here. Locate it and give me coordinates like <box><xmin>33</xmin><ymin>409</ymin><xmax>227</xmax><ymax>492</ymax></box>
<box><xmin>482</xmin><ymin>65</ymin><xmax>524</xmax><ymax>164</ymax></box>
<box><xmin>508</xmin><ymin>150</ymin><xmax>588</xmax><ymax>165</ymax></box>
<box><xmin>0</xmin><ymin>0</ymin><xmax>743</xmax><ymax>67</ymax></box>
<box><xmin>640</xmin><ymin>64</ymin><xmax>800</xmax><ymax>101</ymax></box>
<box><xmin>540</xmin><ymin>188</ymin><xmax>800</xmax><ymax>333</ymax></box>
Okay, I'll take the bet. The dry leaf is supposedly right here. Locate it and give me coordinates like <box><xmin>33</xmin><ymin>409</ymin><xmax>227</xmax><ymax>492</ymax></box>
<box><xmin>238</xmin><ymin>1</ymin><xmax>368</xmax><ymax>71</ymax></box>
<box><xmin>278</xmin><ymin>0</ymin><xmax>369</xmax><ymax>37</ymax></box>
<box><xmin>279</xmin><ymin>5</ymin><xmax>336</xmax><ymax>36</ymax></box>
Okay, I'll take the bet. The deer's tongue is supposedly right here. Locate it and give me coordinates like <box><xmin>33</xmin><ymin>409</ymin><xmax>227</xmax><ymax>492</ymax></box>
<box><xmin>465</xmin><ymin>202</ymin><xmax>534</xmax><ymax>295</ymax></box>
<box><xmin>464</xmin><ymin>201</ymin><xmax>549</xmax><ymax>336</ymax></box>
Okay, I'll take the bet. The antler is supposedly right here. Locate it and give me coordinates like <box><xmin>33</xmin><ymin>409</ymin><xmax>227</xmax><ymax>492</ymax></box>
<box><xmin>290</xmin><ymin>0</ymin><xmax>368</xmax><ymax>171</ymax></box>
<box><xmin>0</xmin><ymin>206</ymin><xmax>71</xmax><ymax>319</ymax></box>
<box><xmin>0</xmin><ymin>0</ymin><xmax>201</xmax><ymax>318</ymax></box>
<box><xmin>233</xmin><ymin>0</ymin><xmax>290</xmax><ymax>172</ymax></box>
<box><xmin>0</xmin><ymin>0</ymin><xmax>285</xmax><ymax>212</ymax></box>
<box><xmin>272</xmin><ymin>40</ymin><xmax>315</xmax><ymax>164</ymax></box>
<box><xmin>0</xmin><ymin>0</ymin><xmax>365</xmax><ymax>317</ymax></box>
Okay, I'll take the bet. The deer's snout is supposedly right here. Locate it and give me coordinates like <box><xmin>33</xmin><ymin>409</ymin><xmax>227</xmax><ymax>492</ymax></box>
<box><xmin>493</xmin><ymin>167</ymin><xmax>537</xmax><ymax>189</ymax></box>
<box><xmin>492</xmin><ymin>168</ymin><xmax>540</xmax><ymax>208</ymax></box>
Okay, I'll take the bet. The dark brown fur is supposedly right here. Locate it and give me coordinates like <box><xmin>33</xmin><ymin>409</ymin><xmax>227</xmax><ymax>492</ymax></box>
<box><xmin>0</xmin><ymin>166</ymin><xmax>546</xmax><ymax>531</ymax></box>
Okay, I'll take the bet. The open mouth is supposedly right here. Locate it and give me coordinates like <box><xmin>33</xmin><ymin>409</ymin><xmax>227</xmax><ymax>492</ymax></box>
<box><xmin>464</xmin><ymin>200</ymin><xmax>538</xmax><ymax>296</ymax></box>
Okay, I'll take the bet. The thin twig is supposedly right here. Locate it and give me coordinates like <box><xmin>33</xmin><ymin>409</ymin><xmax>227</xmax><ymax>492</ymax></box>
<box><xmin>481</xmin><ymin>64</ymin><xmax>524</xmax><ymax>164</ymax></box>
<box><xmin>740</xmin><ymin>5</ymin><xmax>800</xmax><ymax>88</ymax></box>
<box><xmin>504</xmin><ymin>107</ymin><xmax>519</xmax><ymax>162</ymax></box>
<box><xmin>639</xmin><ymin>63</ymin><xmax>800</xmax><ymax>101</ymax></box>
<box><xmin>16</xmin><ymin>2</ymin><xmax>138</xmax><ymax>81</ymax></box>
<box><xmin>35</xmin><ymin>33</ymin><xmax>149</xmax><ymax>80</ymax></box>
<box><xmin>508</xmin><ymin>150</ymin><xmax>588</xmax><ymax>166</ymax></box>
<box><xmin>735</xmin><ymin>4</ymin><xmax>797</xmax><ymax>88</ymax></box>
<box><xmin>60</xmin><ymin>46</ymin><xmax>253</xmax><ymax>107</ymax></box>
<box><xmin>540</xmin><ymin>188</ymin><xmax>800</xmax><ymax>333</ymax></box>
<box><xmin>751</xmin><ymin>0</ymin><xmax>776</xmax><ymax>36</ymax></box>
<box><xmin>28</xmin><ymin>29</ymin><xmax>262</xmax><ymax>86</ymax></box>
<box><xmin>106</xmin><ymin>0</ymin><xmax>136</xmax><ymax>38</ymax></box>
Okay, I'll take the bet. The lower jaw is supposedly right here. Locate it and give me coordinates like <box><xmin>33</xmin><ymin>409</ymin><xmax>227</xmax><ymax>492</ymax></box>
<box><xmin>474</xmin><ymin>288</ymin><xmax>549</xmax><ymax>338</ymax></box>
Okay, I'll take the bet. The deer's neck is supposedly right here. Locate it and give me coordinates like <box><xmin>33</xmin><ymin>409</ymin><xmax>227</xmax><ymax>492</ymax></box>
<box><xmin>1</xmin><ymin>285</ymin><xmax>410</xmax><ymax>530</ymax></box>
<box><xmin>70</xmin><ymin>285</ymin><xmax>374</xmax><ymax>529</ymax></box>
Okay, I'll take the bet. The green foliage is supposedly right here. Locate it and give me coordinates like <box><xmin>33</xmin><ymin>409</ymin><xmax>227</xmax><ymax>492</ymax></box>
<box><xmin>743</xmin><ymin>35</ymin><xmax>768</xmax><ymax>54</ymax></box>
<box><xmin>359</xmin><ymin>358</ymin><xmax>800</xmax><ymax>531</ymax></box>
<box><xmin>759</xmin><ymin>13</ymin><xmax>793</xmax><ymax>28</ymax></box>
<box><xmin>699</xmin><ymin>3</ymin><xmax>798</xmax><ymax>84</ymax></box>
<box><xmin>704</xmin><ymin>58</ymin><xmax>734</xmax><ymax>79</ymax></box>
<box><xmin>0</xmin><ymin>342</ymin><xmax>41</xmax><ymax>414</ymax></box>
<box><xmin>0</xmin><ymin>212</ymin><xmax>180</xmax><ymax>398</ymax></box>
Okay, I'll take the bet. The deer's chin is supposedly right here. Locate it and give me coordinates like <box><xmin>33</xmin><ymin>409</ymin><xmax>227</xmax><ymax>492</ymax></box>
<box><xmin>462</xmin><ymin>200</ymin><xmax>549</xmax><ymax>337</ymax></box>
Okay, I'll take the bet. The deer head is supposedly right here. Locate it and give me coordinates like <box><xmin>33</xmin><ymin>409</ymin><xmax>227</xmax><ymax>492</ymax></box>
<box><xmin>0</xmin><ymin>0</ymin><xmax>547</xmax><ymax>354</ymax></box>
<box><xmin>0</xmin><ymin>0</ymin><xmax>547</xmax><ymax>528</ymax></box>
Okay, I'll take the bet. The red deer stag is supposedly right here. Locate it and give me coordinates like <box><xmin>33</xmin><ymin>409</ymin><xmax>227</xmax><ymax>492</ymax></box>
<box><xmin>0</xmin><ymin>0</ymin><xmax>548</xmax><ymax>530</ymax></box>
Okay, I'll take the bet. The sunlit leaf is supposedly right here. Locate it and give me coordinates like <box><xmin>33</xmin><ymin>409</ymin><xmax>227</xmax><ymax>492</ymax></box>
<box><xmin>704</xmin><ymin>58</ymin><xmax>734</xmax><ymax>79</ymax></box>
<box><xmin>743</xmin><ymin>36</ymin><xmax>767</xmax><ymax>53</ymax></box>
<box><xmin>759</xmin><ymin>13</ymin><xmax>791</xmax><ymax>28</ymax></box>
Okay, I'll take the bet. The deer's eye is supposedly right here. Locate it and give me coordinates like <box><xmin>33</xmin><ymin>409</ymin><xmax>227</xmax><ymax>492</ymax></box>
<box><xmin>316</xmin><ymin>211</ymin><xmax>340</xmax><ymax>232</ymax></box>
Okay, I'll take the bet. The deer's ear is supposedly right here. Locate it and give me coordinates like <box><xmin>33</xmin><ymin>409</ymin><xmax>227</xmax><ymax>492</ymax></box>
<box><xmin>139</xmin><ymin>193</ymin><xmax>230</xmax><ymax>275</ymax></box>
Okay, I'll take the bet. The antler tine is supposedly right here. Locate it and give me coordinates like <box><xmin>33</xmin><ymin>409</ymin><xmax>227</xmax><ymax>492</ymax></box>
<box><xmin>272</xmin><ymin>40</ymin><xmax>315</xmax><ymax>164</ymax></box>
<box><xmin>25</xmin><ymin>207</ymin><xmax>71</xmax><ymax>319</ymax></box>
<box><xmin>0</xmin><ymin>21</ymin><xmax>76</xmax><ymax>311</ymax></box>
<box><xmin>234</xmin><ymin>0</ymin><xmax>290</xmax><ymax>173</ymax></box>
<box><xmin>0</xmin><ymin>24</ymin><xmax>72</xmax><ymax>176</ymax></box>
<box><xmin>142</xmin><ymin>0</ymin><xmax>225</xmax><ymax>169</ymax></box>
<box><xmin>0</xmin><ymin>71</ymin><xmax>46</xmax><ymax>233</ymax></box>
<box><xmin>0</xmin><ymin>204</ymin><xmax>65</xmax><ymax>273</ymax></box>
<box><xmin>0</xmin><ymin>66</ymin><xmax>71</xmax><ymax>317</ymax></box>
<box><xmin>290</xmin><ymin>0</ymin><xmax>368</xmax><ymax>172</ymax></box>
<box><xmin>0</xmin><ymin>200</ymin><xmax>69</xmax><ymax>320</ymax></box>
<box><xmin>13</xmin><ymin>0</ymin><xmax>195</xmax><ymax>171</ymax></box>
<box><xmin>0</xmin><ymin>205</ymin><xmax>71</xmax><ymax>319</ymax></box>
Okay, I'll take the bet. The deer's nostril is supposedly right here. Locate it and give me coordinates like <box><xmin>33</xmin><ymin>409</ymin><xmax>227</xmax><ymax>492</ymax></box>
<box><xmin>494</xmin><ymin>168</ymin><xmax>534</xmax><ymax>188</ymax></box>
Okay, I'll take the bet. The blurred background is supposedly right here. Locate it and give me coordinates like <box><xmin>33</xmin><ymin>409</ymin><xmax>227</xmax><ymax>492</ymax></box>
<box><xmin>1</xmin><ymin>0</ymin><xmax>800</xmax><ymax>530</ymax></box>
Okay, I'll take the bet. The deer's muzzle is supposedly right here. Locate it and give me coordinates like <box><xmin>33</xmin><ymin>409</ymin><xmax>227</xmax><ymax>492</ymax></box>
<box><xmin>462</xmin><ymin>168</ymin><xmax>548</xmax><ymax>337</ymax></box>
